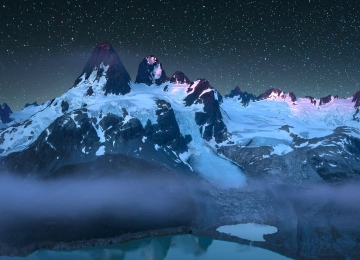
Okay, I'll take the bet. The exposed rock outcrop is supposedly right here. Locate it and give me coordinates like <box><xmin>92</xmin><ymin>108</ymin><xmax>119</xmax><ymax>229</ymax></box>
<box><xmin>305</xmin><ymin>95</ymin><xmax>317</xmax><ymax>105</ymax></box>
<box><xmin>0</xmin><ymin>103</ymin><xmax>12</xmax><ymax>124</ymax></box>
<box><xmin>170</xmin><ymin>71</ymin><xmax>192</xmax><ymax>84</ymax></box>
<box><xmin>319</xmin><ymin>94</ymin><xmax>333</xmax><ymax>105</ymax></box>
<box><xmin>144</xmin><ymin>100</ymin><xmax>191</xmax><ymax>154</ymax></box>
<box><xmin>184</xmin><ymin>79</ymin><xmax>228</xmax><ymax>143</ymax></box>
<box><xmin>225</xmin><ymin>86</ymin><xmax>259</xmax><ymax>106</ymax></box>
<box><xmin>258</xmin><ymin>88</ymin><xmax>285</xmax><ymax>100</ymax></box>
<box><xmin>135</xmin><ymin>55</ymin><xmax>168</xmax><ymax>86</ymax></box>
<box><xmin>352</xmin><ymin>90</ymin><xmax>360</xmax><ymax>108</ymax></box>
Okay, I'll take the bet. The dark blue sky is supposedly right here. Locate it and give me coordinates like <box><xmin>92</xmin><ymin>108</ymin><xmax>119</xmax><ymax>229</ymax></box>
<box><xmin>1</xmin><ymin>0</ymin><xmax>360</xmax><ymax>110</ymax></box>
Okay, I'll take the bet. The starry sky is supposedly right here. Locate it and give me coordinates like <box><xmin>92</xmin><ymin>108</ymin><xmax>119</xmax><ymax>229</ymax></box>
<box><xmin>1</xmin><ymin>0</ymin><xmax>360</xmax><ymax>110</ymax></box>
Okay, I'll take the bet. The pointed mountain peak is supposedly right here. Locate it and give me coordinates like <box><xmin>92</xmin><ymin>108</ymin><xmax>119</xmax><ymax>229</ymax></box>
<box><xmin>73</xmin><ymin>41</ymin><xmax>131</xmax><ymax>95</ymax></box>
<box><xmin>225</xmin><ymin>86</ymin><xmax>258</xmax><ymax>106</ymax></box>
<box><xmin>82</xmin><ymin>42</ymin><xmax>118</xmax><ymax>71</ymax></box>
<box><xmin>225</xmin><ymin>86</ymin><xmax>243</xmax><ymax>98</ymax></box>
<box><xmin>319</xmin><ymin>94</ymin><xmax>335</xmax><ymax>105</ymax></box>
<box><xmin>258</xmin><ymin>88</ymin><xmax>297</xmax><ymax>103</ymax></box>
<box><xmin>258</xmin><ymin>88</ymin><xmax>285</xmax><ymax>100</ymax></box>
<box><xmin>352</xmin><ymin>90</ymin><xmax>360</xmax><ymax>108</ymax></box>
<box><xmin>135</xmin><ymin>55</ymin><xmax>168</xmax><ymax>86</ymax></box>
<box><xmin>0</xmin><ymin>103</ymin><xmax>12</xmax><ymax>124</ymax></box>
<box><xmin>170</xmin><ymin>71</ymin><xmax>192</xmax><ymax>84</ymax></box>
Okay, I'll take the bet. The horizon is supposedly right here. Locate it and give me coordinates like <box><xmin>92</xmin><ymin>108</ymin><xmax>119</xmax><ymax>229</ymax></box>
<box><xmin>1</xmin><ymin>1</ymin><xmax>360</xmax><ymax>110</ymax></box>
<box><xmin>2</xmin><ymin>41</ymin><xmax>359</xmax><ymax>112</ymax></box>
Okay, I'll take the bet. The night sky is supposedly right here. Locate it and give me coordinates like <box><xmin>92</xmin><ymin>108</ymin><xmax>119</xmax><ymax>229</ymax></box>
<box><xmin>1</xmin><ymin>0</ymin><xmax>360</xmax><ymax>110</ymax></box>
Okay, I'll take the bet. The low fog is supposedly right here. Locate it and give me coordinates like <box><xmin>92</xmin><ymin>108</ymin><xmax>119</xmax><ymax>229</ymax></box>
<box><xmin>1</xmin><ymin>173</ymin><xmax>359</xmax><ymax>221</ymax></box>
<box><xmin>0</xmin><ymin>174</ymin><xmax>199</xmax><ymax>218</ymax></box>
<box><xmin>1</xmin><ymin>172</ymin><xmax>360</xmax><ymax>255</ymax></box>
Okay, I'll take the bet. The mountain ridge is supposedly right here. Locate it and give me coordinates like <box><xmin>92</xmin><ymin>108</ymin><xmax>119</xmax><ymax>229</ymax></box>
<box><xmin>0</xmin><ymin>42</ymin><xmax>360</xmax><ymax>260</ymax></box>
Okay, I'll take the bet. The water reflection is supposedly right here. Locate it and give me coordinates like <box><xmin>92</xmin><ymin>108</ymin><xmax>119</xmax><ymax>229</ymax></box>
<box><xmin>0</xmin><ymin>234</ymin><xmax>292</xmax><ymax>260</ymax></box>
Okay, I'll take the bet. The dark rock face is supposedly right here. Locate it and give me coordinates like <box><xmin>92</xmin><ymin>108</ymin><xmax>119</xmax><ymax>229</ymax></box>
<box><xmin>170</xmin><ymin>71</ymin><xmax>192</xmax><ymax>84</ymax></box>
<box><xmin>0</xmin><ymin>109</ymin><xmax>142</xmax><ymax>177</ymax></box>
<box><xmin>0</xmin><ymin>103</ymin><xmax>12</xmax><ymax>124</ymax></box>
<box><xmin>258</xmin><ymin>88</ymin><xmax>285</xmax><ymax>100</ymax></box>
<box><xmin>353</xmin><ymin>108</ymin><xmax>360</xmax><ymax>122</ymax></box>
<box><xmin>288</xmin><ymin>92</ymin><xmax>297</xmax><ymax>102</ymax></box>
<box><xmin>144</xmin><ymin>100</ymin><xmax>190</xmax><ymax>154</ymax></box>
<box><xmin>73</xmin><ymin>42</ymin><xmax>131</xmax><ymax>95</ymax></box>
<box><xmin>86</xmin><ymin>86</ymin><xmax>94</xmax><ymax>96</ymax></box>
<box><xmin>319</xmin><ymin>94</ymin><xmax>332</xmax><ymax>105</ymax></box>
<box><xmin>135</xmin><ymin>55</ymin><xmax>168</xmax><ymax>86</ymax></box>
<box><xmin>225</xmin><ymin>86</ymin><xmax>259</xmax><ymax>106</ymax></box>
<box><xmin>226</xmin><ymin>86</ymin><xmax>242</xmax><ymax>97</ymax></box>
<box><xmin>352</xmin><ymin>90</ymin><xmax>360</xmax><ymax>108</ymax></box>
<box><xmin>61</xmin><ymin>100</ymin><xmax>69</xmax><ymax>113</ymax></box>
<box><xmin>184</xmin><ymin>79</ymin><xmax>228</xmax><ymax>143</ymax></box>
<box><xmin>305</xmin><ymin>95</ymin><xmax>317</xmax><ymax>105</ymax></box>
<box><xmin>23</xmin><ymin>102</ymin><xmax>38</xmax><ymax>108</ymax></box>
<box><xmin>0</xmin><ymin>101</ymin><xmax>191</xmax><ymax>177</ymax></box>
<box><xmin>0</xmin><ymin>109</ymin><xmax>101</xmax><ymax>177</ymax></box>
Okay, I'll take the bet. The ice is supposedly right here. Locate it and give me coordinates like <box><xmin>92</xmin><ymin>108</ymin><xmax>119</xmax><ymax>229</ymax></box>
<box><xmin>217</xmin><ymin>223</ymin><xmax>277</xmax><ymax>242</ymax></box>
<box><xmin>95</xmin><ymin>145</ymin><xmax>105</xmax><ymax>156</ymax></box>
<box><xmin>221</xmin><ymin>94</ymin><xmax>359</xmax><ymax>148</ymax></box>
<box><xmin>271</xmin><ymin>144</ymin><xmax>293</xmax><ymax>156</ymax></box>
<box><xmin>174</xmin><ymin>107</ymin><xmax>246</xmax><ymax>189</ymax></box>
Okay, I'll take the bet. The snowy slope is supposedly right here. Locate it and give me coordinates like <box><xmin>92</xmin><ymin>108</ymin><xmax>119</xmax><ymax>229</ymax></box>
<box><xmin>0</xmin><ymin>66</ymin><xmax>246</xmax><ymax>188</ymax></box>
<box><xmin>222</xmin><ymin>92</ymin><xmax>359</xmax><ymax>156</ymax></box>
<box><xmin>1</xmin><ymin>42</ymin><xmax>360</xmax><ymax>188</ymax></box>
<box><xmin>1</xmin><ymin>70</ymin><xmax>360</xmax><ymax>187</ymax></box>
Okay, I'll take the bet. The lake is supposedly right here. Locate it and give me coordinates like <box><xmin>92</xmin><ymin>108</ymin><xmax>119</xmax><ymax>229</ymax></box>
<box><xmin>0</xmin><ymin>233</ymin><xmax>292</xmax><ymax>260</ymax></box>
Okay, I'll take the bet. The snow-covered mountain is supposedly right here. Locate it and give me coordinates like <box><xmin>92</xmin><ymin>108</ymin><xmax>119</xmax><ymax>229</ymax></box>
<box><xmin>1</xmin><ymin>42</ymin><xmax>360</xmax><ymax>259</ymax></box>
<box><xmin>1</xmin><ymin>42</ymin><xmax>360</xmax><ymax>186</ymax></box>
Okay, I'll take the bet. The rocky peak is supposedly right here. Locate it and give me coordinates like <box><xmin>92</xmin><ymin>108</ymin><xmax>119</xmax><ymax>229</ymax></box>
<box><xmin>184</xmin><ymin>79</ymin><xmax>228</xmax><ymax>143</ymax></box>
<box><xmin>319</xmin><ymin>95</ymin><xmax>339</xmax><ymax>106</ymax></box>
<box><xmin>352</xmin><ymin>90</ymin><xmax>360</xmax><ymax>108</ymax></box>
<box><xmin>258</xmin><ymin>88</ymin><xmax>285</xmax><ymax>100</ymax></box>
<box><xmin>73</xmin><ymin>41</ymin><xmax>131</xmax><ymax>95</ymax></box>
<box><xmin>305</xmin><ymin>96</ymin><xmax>317</xmax><ymax>105</ymax></box>
<box><xmin>170</xmin><ymin>71</ymin><xmax>192</xmax><ymax>84</ymax></box>
<box><xmin>135</xmin><ymin>55</ymin><xmax>168</xmax><ymax>86</ymax></box>
<box><xmin>0</xmin><ymin>103</ymin><xmax>12</xmax><ymax>124</ymax></box>
<box><xmin>226</xmin><ymin>86</ymin><xmax>242</xmax><ymax>98</ymax></box>
<box><xmin>23</xmin><ymin>102</ymin><xmax>39</xmax><ymax>109</ymax></box>
<box><xmin>319</xmin><ymin>94</ymin><xmax>333</xmax><ymax>105</ymax></box>
<box><xmin>288</xmin><ymin>92</ymin><xmax>297</xmax><ymax>103</ymax></box>
<box><xmin>225</xmin><ymin>86</ymin><xmax>259</xmax><ymax>106</ymax></box>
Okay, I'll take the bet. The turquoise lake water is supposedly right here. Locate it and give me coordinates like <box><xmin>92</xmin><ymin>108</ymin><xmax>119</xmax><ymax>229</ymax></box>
<box><xmin>0</xmin><ymin>234</ymin><xmax>292</xmax><ymax>260</ymax></box>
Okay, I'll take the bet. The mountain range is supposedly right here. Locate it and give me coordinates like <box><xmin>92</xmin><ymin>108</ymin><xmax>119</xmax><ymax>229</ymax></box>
<box><xmin>0</xmin><ymin>42</ymin><xmax>359</xmax><ymax>259</ymax></box>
